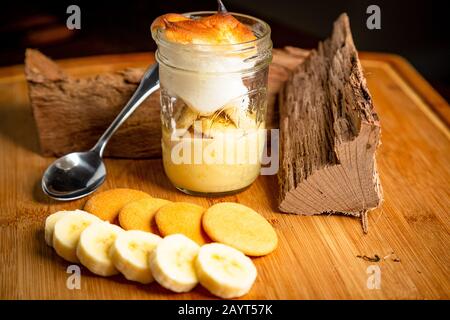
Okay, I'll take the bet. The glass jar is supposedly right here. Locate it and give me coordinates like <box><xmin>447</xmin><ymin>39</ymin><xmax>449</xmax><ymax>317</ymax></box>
<box><xmin>152</xmin><ymin>11</ymin><xmax>272</xmax><ymax>196</ymax></box>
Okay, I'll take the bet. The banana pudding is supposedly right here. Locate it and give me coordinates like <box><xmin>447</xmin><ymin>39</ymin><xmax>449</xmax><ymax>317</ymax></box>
<box><xmin>152</xmin><ymin>5</ymin><xmax>272</xmax><ymax>195</ymax></box>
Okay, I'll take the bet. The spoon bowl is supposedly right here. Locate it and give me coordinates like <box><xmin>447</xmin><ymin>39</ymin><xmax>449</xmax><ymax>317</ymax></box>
<box><xmin>42</xmin><ymin>151</ymin><xmax>106</xmax><ymax>200</ymax></box>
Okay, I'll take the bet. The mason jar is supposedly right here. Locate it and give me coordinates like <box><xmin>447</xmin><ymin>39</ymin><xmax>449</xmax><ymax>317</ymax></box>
<box><xmin>152</xmin><ymin>11</ymin><xmax>272</xmax><ymax>196</ymax></box>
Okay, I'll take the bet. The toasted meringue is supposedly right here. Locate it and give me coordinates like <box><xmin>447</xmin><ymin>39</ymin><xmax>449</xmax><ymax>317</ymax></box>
<box><xmin>151</xmin><ymin>12</ymin><xmax>256</xmax><ymax>45</ymax></box>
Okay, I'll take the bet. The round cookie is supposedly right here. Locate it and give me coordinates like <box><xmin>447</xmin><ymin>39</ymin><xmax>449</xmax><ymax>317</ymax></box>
<box><xmin>119</xmin><ymin>197</ymin><xmax>171</xmax><ymax>234</ymax></box>
<box><xmin>202</xmin><ymin>202</ymin><xmax>277</xmax><ymax>256</ymax></box>
<box><xmin>155</xmin><ymin>202</ymin><xmax>209</xmax><ymax>245</ymax></box>
<box><xmin>84</xmin><ymin>188</ymin><xmax>151</xmax><ymax>222</ymax></box>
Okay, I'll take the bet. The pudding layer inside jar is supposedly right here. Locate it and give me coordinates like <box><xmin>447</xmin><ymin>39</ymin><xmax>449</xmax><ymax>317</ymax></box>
<box><xmin>161</xmin><ymin>123</ymin><xmax>266</xmax><ymax>194</ymax></box>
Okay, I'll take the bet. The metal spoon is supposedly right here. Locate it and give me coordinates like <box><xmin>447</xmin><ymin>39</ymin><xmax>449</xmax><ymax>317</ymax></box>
<box><xmin>42</xmin><ymin>63</ymin><xmax>160</xmax><ymax>201</ymax></box>
<box><xmin>217</xmin><ymin>0</ymin><xmax>228</xmax><ymax>14</ymax></box>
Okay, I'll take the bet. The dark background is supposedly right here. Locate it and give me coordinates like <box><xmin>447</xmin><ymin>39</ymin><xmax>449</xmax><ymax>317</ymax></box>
<box><xmin>1</xmin><ymin>0</ymin><xmax>449</xmax><ymax>100</ymax></box>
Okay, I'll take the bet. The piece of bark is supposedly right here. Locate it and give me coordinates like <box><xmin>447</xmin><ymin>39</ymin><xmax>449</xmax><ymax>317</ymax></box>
<box><xmin>278</xmin><ymin>14</ymin><xmax>383</xmax><ymax>228</ymax></box>
<box><xmin>25</xmin><ymin>48</ymin><xmax>306</xmax><ymax>158</ymax></box>
<box><xmin>25</xmin><ymin>49</ymin><xmax>161</xmax><ymax>158</ymax></box>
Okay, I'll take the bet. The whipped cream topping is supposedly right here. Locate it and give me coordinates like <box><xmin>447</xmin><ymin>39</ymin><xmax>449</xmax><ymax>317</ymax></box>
<box><xmin>158</xmin><ymin>50</ymin><xmax>251</xmax><ymax>115</ymax></box>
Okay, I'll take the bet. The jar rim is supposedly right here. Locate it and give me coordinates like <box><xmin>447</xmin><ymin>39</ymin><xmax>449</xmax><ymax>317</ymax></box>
<box><xmin>151</xmin><ymin>11</ymin><xmax>272</xmax><ymax>52</ymax></box>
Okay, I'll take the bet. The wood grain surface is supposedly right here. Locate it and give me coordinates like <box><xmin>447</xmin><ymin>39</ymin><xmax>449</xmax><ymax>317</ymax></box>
<box><xmin>0</xmin><ymin>51</ymin><xmax>449</xmax><ymax>300</ymax></box>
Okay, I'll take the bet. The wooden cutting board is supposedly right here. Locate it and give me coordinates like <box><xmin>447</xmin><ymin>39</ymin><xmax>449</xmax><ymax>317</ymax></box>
<box><xmin>0</xmin><ymin>50</ymin><xmax>449</xmax><ymax>300</ymax></box>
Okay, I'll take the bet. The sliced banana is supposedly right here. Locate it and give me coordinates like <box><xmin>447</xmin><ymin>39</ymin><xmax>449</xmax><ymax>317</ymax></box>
<box><xmin>199</xmin><ymin>115</ymin><xmax>236</xmax><ymax>138</ymax></box>
<box><xmin>224</xmin><ymin>104</ymin><xmax>257</xmax><ymax>130</ymax></box>
<box><xmin>45</xmin><ymin>210</ymin><xmax>72</xmax><ymax>246</ymax></box>
<box><xmin>110</xmin><ymin>230</ymin><xmax>162</xmax><ymax>284</ymax></box>
<box><xmin>195</xmin><ymin>243</ymin><xmax>257</xmax><ymax>299</ymax></box>
<box><xmin>174</xmin><ymin>105</ymin><xmax>198</xmax><ymax>131</ymax></box>
<box><xmin>150</xmin><ymin>234</ymin><xmax>200</xmax><ymax>293</ymax></box>
<box><xmin>52</xmin><ymin>211</ymin><xmax>102</xmax><ymax>262</ymax></box>
<box><xmin>76</xmin><ymin>222</ymin><xmax>124</xmax><ymax>276</ymax></box>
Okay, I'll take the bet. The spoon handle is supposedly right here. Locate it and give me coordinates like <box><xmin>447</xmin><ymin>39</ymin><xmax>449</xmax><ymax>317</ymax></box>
<box><xmin>91</xmin><ymin>63</ymin><xmax>160</xmax><ymax>157</ymax></box>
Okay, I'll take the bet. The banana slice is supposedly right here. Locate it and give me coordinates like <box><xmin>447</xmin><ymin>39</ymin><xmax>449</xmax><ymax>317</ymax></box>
<box><xmin>52</xmin><ymin>211</ymin><xmax>102</xmax><ymax>262</ymax></box>
<box><xmin>76</xmin><ymin>222</ymin><xmax>124</xmax><ymax>276</ymax></box>
<box><xmin>110</xmin><ymin>230</ymin><xmax>162</xmax><ymax>284</ymax></box>
<box><xmin>45</xmin><ymin>210</ymin><xmax>72</xmax><ymax>246</ymax></box>
<box><xmin>174</xmin><ymin>105</ymin><xmax>199</xmax><ymax>131</ymax></box>
<box><xmin>195</xmin><ymin>243</ymin><xmax>257</xmax><ymax>299</ymax></box>
<box><xmin>149</xmin><ymin>234</ymin><xmax>200</xmax><ymax>293</ymax></box>
<box><xmin>224</xmin><ymin>104</ymin><xmax>257</xmax><ymax>130</ymax></box>
<box><xmin>198</xmin><ymin>115</ymin><xmax>236</xmax><ymax>138</ymax></box>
